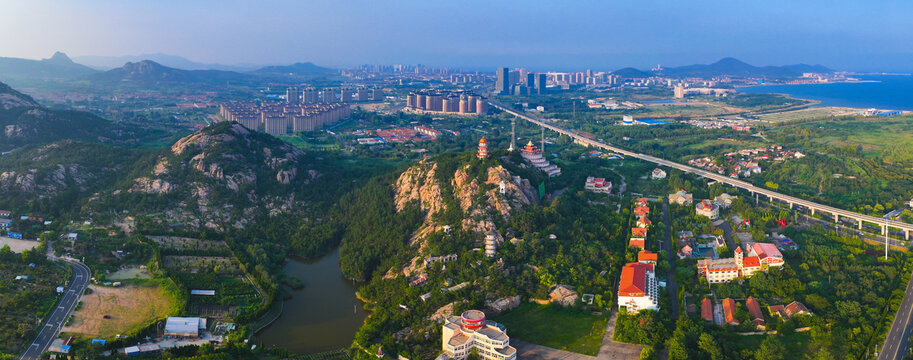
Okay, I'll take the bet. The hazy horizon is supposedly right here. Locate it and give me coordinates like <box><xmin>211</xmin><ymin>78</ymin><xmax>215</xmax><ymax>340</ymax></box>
<box><xmin>2</xmin><ymin>0</ymin><xmax>912</xmax><ymax>72</ymax></box>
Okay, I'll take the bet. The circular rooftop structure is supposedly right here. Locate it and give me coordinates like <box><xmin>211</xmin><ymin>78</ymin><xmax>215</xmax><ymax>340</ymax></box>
<box><xmin>461</xmin><ymin>310</ymin><xmax>486</xmax><ymax>330</ymax></box>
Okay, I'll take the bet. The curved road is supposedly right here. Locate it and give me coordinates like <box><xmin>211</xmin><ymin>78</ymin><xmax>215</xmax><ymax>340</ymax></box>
<box><xmin>20</xmin><ymin>260</ymin><xmax>90</xmax><ymax>360</ymax></box>
<box><xmin>491</xmin><ymin>102</ymin><xmax>913</xmax><ymax>236</ymax></box>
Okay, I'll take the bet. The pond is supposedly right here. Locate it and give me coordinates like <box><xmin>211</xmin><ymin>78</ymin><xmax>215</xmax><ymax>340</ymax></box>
<box><xmin>257</xmin><ymin>248</ymin><xmax>367</xmax><ymax>354</ymax></box>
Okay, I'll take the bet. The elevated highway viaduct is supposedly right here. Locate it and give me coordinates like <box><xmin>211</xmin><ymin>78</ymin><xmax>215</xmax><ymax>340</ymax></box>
<box><xmin>491</xmin><ymin>101</ymin><xmax>913</xmax><ymax>242</ymax></box>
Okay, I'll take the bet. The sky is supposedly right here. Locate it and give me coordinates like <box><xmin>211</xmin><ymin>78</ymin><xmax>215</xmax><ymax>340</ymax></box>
<box><xmin>1</xmin><ymin>0</ymin><xmax>912</xmax><ymax>72</ymax></box>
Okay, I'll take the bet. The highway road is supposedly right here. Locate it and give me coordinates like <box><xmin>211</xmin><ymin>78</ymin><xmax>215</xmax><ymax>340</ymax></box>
<box><xmin>490</xmin><ymin>102</ymin><xmax>913</xmax><ymax>237</ymax></box>
<box><xmin>878</xmin><ymin>267</ymin><xmax>913</xmax><ymax>360</ymax></box>
<box><xmin>20</xmin><ymin>260</ymin><xmax>91</xmax><ymax>360</ymax></box>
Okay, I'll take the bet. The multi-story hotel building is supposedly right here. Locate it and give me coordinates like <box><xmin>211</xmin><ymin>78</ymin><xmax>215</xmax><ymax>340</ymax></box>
<box><xmin>617</xmin><ymin>262</ymin><xmax>659</xmax><ymax>312</ymax></box>
<box><xmin>697</xmin><ymin>246</ymin><xmax>764</xmax><ymax>283</ymax></box>
<box><xmin>440</xmin><ymin>310</ymin><xmax>517</xmax><ymax>360</ymax></box>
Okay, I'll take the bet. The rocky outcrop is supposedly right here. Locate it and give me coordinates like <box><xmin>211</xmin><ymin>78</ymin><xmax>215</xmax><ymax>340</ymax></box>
<box><xmin>394</xmin><ymin>162</ymin><xmax>445</xmax><ymax>216</ymax></box>
<box><xmin>130</xmin><ymin>177</ymin><xmax>175</xmax><ymax>194</ymax></box>
<box><xmin>391</xmin><ymin>160</ymin><xmax>536</xmax><ymax>277</ymax></box>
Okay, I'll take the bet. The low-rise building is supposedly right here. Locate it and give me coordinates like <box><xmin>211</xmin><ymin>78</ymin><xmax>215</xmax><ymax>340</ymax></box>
<box><xmin>768</xmin><ymin>301</ymin><xmax>812</xmax><ymax>319</ymax></box>
<box><xmin>669</xmin><ymin>190</ymin><xmax>693</xmax><ymax>206</ymax></box>
<box><xmin>631</xmin><ymin>227</ymin><xmax>649</xmax><ymax>238</ymax></box>
<box><xmin>746</xmin><ymin>297</ymin><xmax>766</xmax><ymax>328</ymax></box>
<box><xmin>723</xmin><ymin>298</ymin><xmax>739</xmax><ymax>325</ymax></box>
<box><xmin>164</xmin><ymin>317</ymin><xmax>206</xmax><ymax>338</ymax></box>
<box><xmin>441</xmin><ymin>310</ymin><xmax>517</xmax><ymax>360</ymax></box>
<box><xmin>638</xmin><ymin>250</ymin><xmax>658</xmax><ymax>264</ymax></box>
<box><xmin>584</xmin><ymin>177</ymin><xmax>612</xmax><ymax>193</ymax></box>
<box><xmin>695</xmin><ymin>199</ymin><xmax>719</xmax><ymax>219</ymax></box>
<box><xmin>714</xmin><ymin>193</ymin><xmax>737</xmax><ymax>208</ymax></box>
<box><xmin>636</xmin><ymin>216</ymin><xmax>652</xmax><ymax>228</ymax></box>
<box><xmin>697</xmin><ymin>247</ymin><xmax>764</xmax><ymax>283</ymax></box>
<box><xmin>701</xmin><ymin>298</ymin><xmax>713</xmax><ymax>322</ymax></box>
<box><xmin>629</xmin><ymin>238</ymin><xmax>645</xmax><ymax>249</ymax></box>
<box><xmin>617</xmin><ymin>262</ymin><xmax>659</xmax><ymax>312</ymax></box>
<box><xmin>651</xmin><ymin>168</ymin><xmax>667</xmax><ymax>179</ymax></box>
<box><xmin>749</xmin><ymin>243</ymin><xmax>785</xmax><ymax>267</ymax></box>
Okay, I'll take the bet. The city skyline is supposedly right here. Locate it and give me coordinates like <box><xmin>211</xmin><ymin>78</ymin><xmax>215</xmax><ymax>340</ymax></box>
<box><xmin>1</xmin><ymin>0</ymin><xmax>913</xmax><ymax>72</ymax></box>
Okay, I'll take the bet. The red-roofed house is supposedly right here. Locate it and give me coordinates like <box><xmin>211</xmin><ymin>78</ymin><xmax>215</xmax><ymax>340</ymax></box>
<box><xmin>637</xmin><ymin>216</ymin><xmax>652</xmax><ymax>228</ymax></box>
<box><xmin>746</xmin><ymin>297</ymin><xmax>765</xmax><ymax>328</ymax></box>
<box><xmin>617</xmin><ymin>263</ymin><xmax>658</xmax><ymax>312</ymax></box>
<box><xmin>701</xmin><ymin>298</ymin><xmax>713</xmax><ymax>322</ymax></box>
<box><xmin>629</xmin><ymin>238</ymin><xmax>645</xmax><ymax>249</ymax></box>
<box><xmin>0</xmin><ymin>210</ymin><xmax>10</xmax><ymax>218</ymax></box>
<box><xmin>784</xmin><ymin>301</ymin><xmax>811</xmax><ymax>318</ymax></box>
<box><xmin>722</xmin><ymin>298</ymin><xmax>739</xmax><ymax>325</ymax></box>
<box><xmin>749</xmin><ymin>243</ymin><xmax>784</xmax><ymax>267</ymax></box>
<box><xmin>638</xmin><ymin>250</ymin><xmax>658</xmax><ymax>264</ymax></box>
<box><xmin>634</xmin><ymin>206</ymin><xmax>651</xmax><ymax>217</ymax></box>
<box><xmin>741</xmin><ymin>256</ymin><xmax>762</xmax><ymax>277</ymax></box>
<box><xmin>635</xmin><ymin>198</ymin><xmax>649</xmax><ymax>206</ymax></box>
<box><xmin>631</xmin><ymin>227</ymin><xmax>649</xmax><ymax>238</ymax></box>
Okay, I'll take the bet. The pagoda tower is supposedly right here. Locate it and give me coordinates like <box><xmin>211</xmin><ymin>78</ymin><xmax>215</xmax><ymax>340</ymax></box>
<box><xmin>476</xmin><ymin>136</ymin><xmax>490</xmax><ymax>159</ymax></box>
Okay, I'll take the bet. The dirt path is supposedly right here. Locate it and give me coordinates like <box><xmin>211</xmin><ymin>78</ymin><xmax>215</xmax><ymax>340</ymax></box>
<box><xmin>596</xmin><ymin>311</ymin><xmax>646</xmax><ymax>360</ymax></box>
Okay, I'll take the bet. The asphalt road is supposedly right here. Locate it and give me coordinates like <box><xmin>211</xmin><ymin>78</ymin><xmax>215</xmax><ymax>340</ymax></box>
<box><xmin>660</xmin><ymin>199</ymin><xmax>679</xmax><ymax>320</ymax></box>
<box><xmin>878</xmin><ymin>267</ymin><xmax>913</xmax><ymax>360</ymax></box>
<box><xmin>20</xmin><ymin>260</ymin><xmax>90</xmax><ymax>360</ymax></box>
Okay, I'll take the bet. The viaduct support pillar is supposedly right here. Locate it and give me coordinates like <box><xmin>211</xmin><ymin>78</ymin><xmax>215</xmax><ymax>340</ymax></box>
<box><xmin>858</xmin><ymin>220</ymin><xmax>863</xmax><ymax>230</ymax></box>
<box><xmin>811</xmin><ymin>208</ymin><xmax>815</xmax><ymax>215</ymax></box>
<box><xmin>882</xmin><ymin>225</ymin><xmax>888</xmax><ymax>236</ymax></box>
<box><xmin>834</xmin><ymin>214</ymin><xmax>839</xmax><ymax>223</ymax></box>
<box><xmin>789</xmin><ymin>202</ymin><xmax>794</xmax><ymax>209</ymax></box>
<box><xmin>905</xmin><ymin>230</ymin><xmax>909</xmax><ymax>241</ymax></box>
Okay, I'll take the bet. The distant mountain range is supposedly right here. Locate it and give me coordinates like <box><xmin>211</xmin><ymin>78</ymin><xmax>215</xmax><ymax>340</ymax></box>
<box><xmin>0</xmin><ymin>52</ymin><xmax>99</xmax><ymax>83</ymax></box>
<box><xmin>616</xmin><ymin>57</ymin><xmax>834</xmax><ymax>79</ymax></box>
<box><xmin>0</xmin><ymin>52</ymin><xmax>338</xmax><ymax>89</ymax></box>
<box><xmin>73</xmin><ymin>53</ymin><xmax>260</xmax><ymax>72</ymax></box>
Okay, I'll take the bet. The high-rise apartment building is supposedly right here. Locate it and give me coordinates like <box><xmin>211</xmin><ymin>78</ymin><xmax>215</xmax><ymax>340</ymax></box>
<box><xmin>285</xmin><ymin>87</ymin><xmax>300</xmax><ymax>103</ymax></box>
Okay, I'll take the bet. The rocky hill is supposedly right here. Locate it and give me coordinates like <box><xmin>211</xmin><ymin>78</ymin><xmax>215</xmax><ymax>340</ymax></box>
<box><xmin>0</xmin><ymin>141</ymin><xmax>143</xmax><ymax>217</ymax></box>
<box><xmin>390</xmin><ymin>157</ymin><xmax>537</xmax><ymax>277</ymax></box>
<box><xmin>95</xmin><ymin>122</ymin><xmax>322</xmax><ymax>232</ymax></box>
<box><xmin>89</xmin><ymin>60</ymin><xmax>254</xmax><ymax>87</ymax></box>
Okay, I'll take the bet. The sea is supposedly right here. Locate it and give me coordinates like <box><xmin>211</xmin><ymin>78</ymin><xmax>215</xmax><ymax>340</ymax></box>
<box><xmin>738</xmin><ymin>75</ymin><xmax>913</xmax><ymax>111</ymax></box>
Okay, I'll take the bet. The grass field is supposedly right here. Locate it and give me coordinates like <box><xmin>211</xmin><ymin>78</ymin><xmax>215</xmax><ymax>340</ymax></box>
<box><xmin>62</xmin><ymin>281</ymin><xmax>178</xmax><ymax>339</ymax></box>
<box><xmin>494</xmin><ymin>303</ymin><xmax>608</xmax><ymax>356</ymax></box>
<box><xmin>758</xmin><ymin>106</ymin><xmax>860</xmax><ymax>122</ymax></box>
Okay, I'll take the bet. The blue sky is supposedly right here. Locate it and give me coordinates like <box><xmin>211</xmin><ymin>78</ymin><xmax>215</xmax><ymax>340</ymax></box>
<box><xmin>1</xmin><ymin>0</ymin><xmax>911</xmax><ymax>71</ymax></box>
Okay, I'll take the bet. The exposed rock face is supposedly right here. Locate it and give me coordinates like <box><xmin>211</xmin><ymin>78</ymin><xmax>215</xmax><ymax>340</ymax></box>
<box><xmin>394</xmin><ymin>162</ymin><xmax>444</xmax><ymax>216</ymax></box>
<box><xmin>130</xmin><ymin>177</ymin><xmax>175</xmax><ymax>194</ymax></box>
<box><xmin>114</xmin><ymin>122</ymin><xmax>319</xmax><ymax>231</ymax></box>
<box><xmin>391</xmin><ymin>160</ymin><xmax>536</xmax><ymax>277</ymax></box>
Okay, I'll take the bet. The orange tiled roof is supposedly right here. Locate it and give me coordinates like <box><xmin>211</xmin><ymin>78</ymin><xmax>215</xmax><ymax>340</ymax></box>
<box><xmin>723</xmin><ymin>298</ymin><xmax>739</xmax><ymax>325</ymax></box>
<box><xmin>746</xmin><ymin>297</ymin><xmax>765</xmax><ymax>323</ymax></box>
<box><xmin>742</xmin><ymin>256</ymin><xmax>760</xmax><ymax>268</ymax></box>
<box><xmin>629</xmin><ymin>238</ymin><xmax>645</xmax><ymax>249</ymax></box>
<box><xmin>701</xmin><ymin>298</ymin><xmax>713</xmax><ymax>322</ymax></box>
<box><xmin>638</xmin><ymin>250</ymin><xmax>658</xmax><ymax>262</ymax></box>
<box><xmin>618</xmin><ymin>263</ymin><xmax>652</xmax><ymax>297</ymax></box>
<box><xmin>632</xmin><ymin>227</ymin><xmax>649</xmax><ymax>237</ymax></box>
